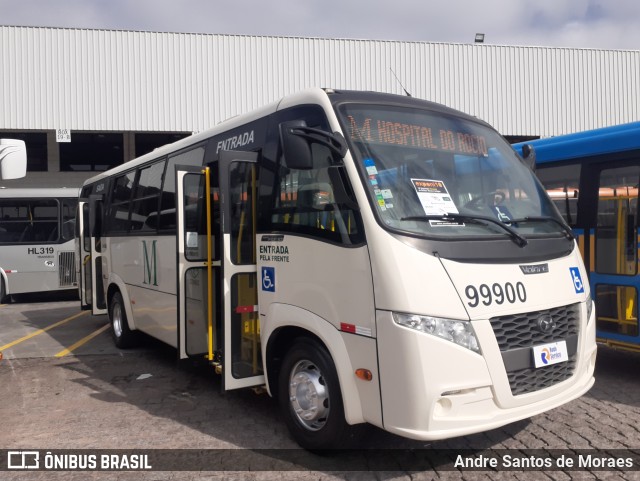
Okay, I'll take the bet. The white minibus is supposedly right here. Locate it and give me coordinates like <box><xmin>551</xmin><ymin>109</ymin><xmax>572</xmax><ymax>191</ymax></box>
<box><xmin>78</xmin><ymin>88</ymin><xmax>596</xmax><ymax>449</ymax></box>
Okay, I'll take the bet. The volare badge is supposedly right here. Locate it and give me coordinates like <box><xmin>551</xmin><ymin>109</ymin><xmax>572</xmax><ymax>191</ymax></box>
<box><xmin>520</xmin><ymin>263</ymin><xmax>549</xmax><ymax>275</ymax></box>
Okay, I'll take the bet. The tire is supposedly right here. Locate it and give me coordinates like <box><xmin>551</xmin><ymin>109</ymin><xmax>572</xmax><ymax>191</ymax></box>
<box><xmin>0</xmin><ymin>277</ymin><xmax>6</xmax><ymax>304</ymax></box>
<box><xmin>278</xmin><ymin>337</ymin><xmax>363</xmax><ymax>450</ymax></box>
<box><xmin>109</xmin><ymin>291</ymin><xmax>138</xmax><ymax>349</ymax></box>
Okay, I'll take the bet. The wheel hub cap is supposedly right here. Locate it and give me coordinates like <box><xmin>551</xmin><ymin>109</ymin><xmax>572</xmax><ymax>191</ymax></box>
<box><xmin>288</xmin><ymin>360</ymin><xmax>329</xmax><ymax>431</ymax></box>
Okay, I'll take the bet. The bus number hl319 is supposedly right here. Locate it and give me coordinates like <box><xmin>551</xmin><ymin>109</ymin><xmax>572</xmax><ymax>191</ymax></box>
<box><xmin>28</xmin><ymin>247</ymin><xmax>54</xmax><ymax>255</ymax></box>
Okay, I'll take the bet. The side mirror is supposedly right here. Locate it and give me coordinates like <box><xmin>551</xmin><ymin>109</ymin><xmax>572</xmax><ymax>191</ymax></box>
<box><xmin>521</xmin><ymin>144</ymin><xmax>536</xmax><ymax>172</ymax></box>
<box><xmin>0</xmin><ymin>139</ymin><xmax>27</xmax><ymax>180</ymax></box>
<box><xmin>280</xmin><ymin>120</ymin><xmax>348</xmax><ymax>170</ymax></box>
<box><xmin>280</xmin><ymin>120</ymin><xmax>313</xmax><ymax>170</ymax></box>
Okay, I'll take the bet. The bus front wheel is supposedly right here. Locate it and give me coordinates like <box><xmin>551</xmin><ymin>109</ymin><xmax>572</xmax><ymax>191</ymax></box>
<box><xmin>109</xmin><ymin>291</ymin><xmax>138</xmax><ymax>349</ymax></box>
<box><xmin>278</xmin><ymin>337</ymin><xmax>363</xmax><ymax>450</ymax></box>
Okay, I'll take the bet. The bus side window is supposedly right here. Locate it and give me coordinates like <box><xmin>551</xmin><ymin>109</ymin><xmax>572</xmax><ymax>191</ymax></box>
<box><xmin>273</xmin><ymin>142</ymin><xmax>362</xmax><ymax>243</ymax></box>
<box><xmin>596</xmin><ymin>165</ymin><xmax>640</xmax><ymax>276</ymax></box>
<box><xmin>130</xmin><ymin>161</ymin><xmax>165</xmax><ymax>232</ymax></box>
<box><xmin>106</xmin><ymin>171</ymin><xmax>136</xmax><ymax>234</ymax></box>
<box><xmin>62</xmin><ymin>198</ymin><xmax>78</xmax><ymax>242</ymax></box>
<box><xmin>536</xmin><ymin>164</ymin><xmax>581</xmax><ymax>227</ymax></box>
<box><xmin>160</xmin><ymin>146</ymin><xmax>206</xmax><ymax>231</ymax></box>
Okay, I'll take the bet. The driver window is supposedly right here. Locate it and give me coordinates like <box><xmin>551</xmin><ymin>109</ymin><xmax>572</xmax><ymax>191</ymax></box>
<box><xmin>268</xmin><ymin>110</ymin><xmax>363</xmax><ymax>245</ymax></box>
<box><xmin>276</xmin><ymin>144</ymin><xmax>345</xmax><ymax>234</ymax></box>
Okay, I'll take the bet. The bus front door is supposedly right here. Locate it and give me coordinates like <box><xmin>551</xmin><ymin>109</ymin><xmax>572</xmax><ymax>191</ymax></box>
<box><xmin>176</xmin><ymin>156</ymin><xmax>265</xmax><ymax>389</ymax></box>
<box><xmin>78</xmin><ymin>197</ymin><xmax>107</xmax><ymax>315</ymax></box>
<box><xmin>591</xmin><ymin>163</ymin><xmax>640</xmax><ymax>348</ymax></box>
<box><xmin>176</xmin><ymin>167</ymin><xmax>217</xmax><ymax>361</ymax></box>
<box><xmin>219</xmin><ymin>151</ymin><xmax>265</xmax><ymax>390</ymax></box>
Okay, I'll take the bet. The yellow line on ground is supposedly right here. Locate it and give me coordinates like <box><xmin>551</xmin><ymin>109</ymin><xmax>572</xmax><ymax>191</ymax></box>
<box><xmin>55</xmin><ymin>323</ymin><xmax>110</xmax><ymax>358</ymax></box>
<box><xmin>0</xmin><ymin>311</ymin><xmax>89</xmax><ymax>351</ymax></box>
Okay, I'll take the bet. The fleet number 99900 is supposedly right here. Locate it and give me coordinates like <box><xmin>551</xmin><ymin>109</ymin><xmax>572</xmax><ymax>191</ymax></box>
<box><xmin>465</xmin><ymin>282</ymin><xmax>527</xmax><ymax>307</ymax></box>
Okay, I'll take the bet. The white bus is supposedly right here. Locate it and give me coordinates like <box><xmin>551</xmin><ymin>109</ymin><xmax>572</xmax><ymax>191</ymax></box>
<box><xmin>0</xmin><ymin>188</ymin><xmax>79</xmax><ymax>302</ymax></box>
<box><xmin>78</xmin><ymin>88</ymin><xmax>596</xmax><ymax>449</ymax></box>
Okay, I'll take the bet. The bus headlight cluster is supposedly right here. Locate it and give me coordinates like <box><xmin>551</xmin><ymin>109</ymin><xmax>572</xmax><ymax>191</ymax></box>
<box><xmin>585</xmin><ymin>295</ymin><xmax>594</xmax><ymax>324</ymax></box>
<box><xmin>392</xmin><ymin>312</ymin><xmax>481</xmax><ymax>353</ymax></box>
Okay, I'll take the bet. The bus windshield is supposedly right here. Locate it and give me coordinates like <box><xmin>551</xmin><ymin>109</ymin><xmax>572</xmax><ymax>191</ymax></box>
<box><xmin>338</xmin><ymin>104</ymin><xmax>565</xmax><ymax>240</ymax></box>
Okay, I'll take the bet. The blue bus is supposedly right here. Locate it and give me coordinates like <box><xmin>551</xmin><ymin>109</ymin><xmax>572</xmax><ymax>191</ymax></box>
<box><xmin>514</xmin><ymin>122</ymin><xmax>640</xmax><ymax>352</ymax></box>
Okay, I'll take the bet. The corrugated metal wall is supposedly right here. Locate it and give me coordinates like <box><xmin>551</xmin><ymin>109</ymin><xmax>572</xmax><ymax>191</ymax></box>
<box><xmin>1</xmin><ymin>25</ymin><xmax>639</xmax><ymax>137</ymax></box>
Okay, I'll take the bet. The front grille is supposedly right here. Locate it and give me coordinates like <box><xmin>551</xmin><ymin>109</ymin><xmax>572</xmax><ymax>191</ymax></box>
<box><xmin>58</xmin><ymin>251</ymin><xmax>77</xmax><ymax>287</ymax></box>
<box><xmin>490</xmin><ymin>303</ymin><xmax>580</xmax><ymax>351</ymax></box>
<box><xmin>507</xmin><ymin>356</ymin><xmax>577</xmax><ymax>396</ymax></box>
<box><xmin>490</xmin><ymin>303</ymin><xmax>580</xmax><ymax>396</ymax></box>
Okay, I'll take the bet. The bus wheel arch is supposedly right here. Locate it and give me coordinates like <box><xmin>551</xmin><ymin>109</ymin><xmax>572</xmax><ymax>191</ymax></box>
<box><xmin>266</xmin><ymin>326</ymin><xmax>321</xmax><ymax>400</ymax></box>
<box><xmin>276</xmin><ymin>335</ymin><xmax>365</xmax><ymax>450</ymax></box>
<box><xmin>0</xmin><ymin>274</ymin><xmax>7</xmax><ymax>303</ymax></box>
<box><xmin>107</xmin><ymin>287</ymin><xmax>138</xmax><ymax>349</ymax></box>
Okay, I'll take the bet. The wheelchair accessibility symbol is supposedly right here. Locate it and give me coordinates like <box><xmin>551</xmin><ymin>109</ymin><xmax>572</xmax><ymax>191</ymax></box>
<box><xmin>569</xmin><ymin>267</ymin><xmax>584</xmax><ymax>294</ymax></box>
<box><xmin>262</xmin><ymin>267</ymin><xmax>275</xmax><ymax>292</ymax></box>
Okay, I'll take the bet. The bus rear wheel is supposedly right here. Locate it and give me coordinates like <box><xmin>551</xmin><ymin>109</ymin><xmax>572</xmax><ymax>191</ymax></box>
<box><xmin>0</xmin><ymin>278</ymin><xmax>6</xmax><ymax>304</ymax></box>
<box><xmin>109</xmin><ymin>291</ymin><xmax>138</xmax><ymax>349</ymax></box>
<box><xmin>278</xmin><ymin>337</ymin><xmax>363</xmax><ymax>450</ymax></box>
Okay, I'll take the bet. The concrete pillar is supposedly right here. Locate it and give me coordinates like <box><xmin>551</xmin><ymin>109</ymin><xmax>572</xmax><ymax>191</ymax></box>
<box><xmin>123</xmin><ymin>132</ymin><xmax>136</xmax><ymax>162</ymax></box>
<box><xmin>47</xmin><ymin>130</ymin><xmax>61</xmax><ymax>172</ymax></box>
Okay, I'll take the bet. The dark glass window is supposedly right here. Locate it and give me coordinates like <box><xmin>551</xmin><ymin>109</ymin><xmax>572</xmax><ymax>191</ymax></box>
<box><xmin>595</xmin><ymin>165</ymin><xmax>639</xmax><ymax>276</ymax></box>
<box><xmin>267</xmin><ymin>107</ymin><xmax>364</xmax><ymax>245</ymax></box>
<box><xmin>159</xmin><ymin>146</ymin><xmax>206</xmax><ymax>231</ymax></box>
<box><xmin>182</xmin><ymin>172</ymin><xmax>209</xmax><ymax>261</ymax></box>
<box><xmin>0</xmin><ymin>198</ymin><xmax>59</xmax><ymax>244</ymax></box>
<box><xmin>61</xmin><ymin>198</ymin><xmax>78</xmax><ymax>241</ymax></box>
<box><xmin>60</xmin><ymin>133</ymin><xmax>124</xmax><ymax>172</ymax></box>
<box><xmin>229</xmin><ymin>162</ymin><xmax>258</xmax><ymax>265</ymax></box>
<box><xmin>536</xmin><ymin>164</ymin><xmax>581</xmax><ymax>227</ymax></box>
<box><xmin>130</xmin><ymin>161</ymin><xmax>165</xmax><ymax>232</ymax></box>
<box><xmin>107</xmin><ymin>171</ymin><xmax>136</xmax><ymax>233</ymax></box>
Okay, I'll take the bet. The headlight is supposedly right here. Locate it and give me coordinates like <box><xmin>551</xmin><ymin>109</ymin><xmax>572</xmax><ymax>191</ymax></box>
<box><xmin>585</xmin><ymin>295</ymin><xmax>594</xmax><ymax>323</ymax></box>
<box><xmin>392</xmin><ymin>312</ymin><xmax>481</xmax><ymax>353</ymax></box>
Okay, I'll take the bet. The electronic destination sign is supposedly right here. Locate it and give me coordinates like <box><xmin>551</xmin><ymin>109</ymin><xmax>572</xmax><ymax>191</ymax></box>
<box><xmin>342</xmin><ymin>110</ymin><xmax>489</xmax><ymax>157</ymax></box>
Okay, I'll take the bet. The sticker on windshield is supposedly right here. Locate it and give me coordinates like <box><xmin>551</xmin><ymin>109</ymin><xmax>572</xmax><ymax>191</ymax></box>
<box><xmin>490</xmin><ymin>205</ymin><xmax>513</xmax><ymax>224</ymax></box>
<box><xmin>411</xmin><ymin>179</ymin><xmax>459</xmax><ymax>216</ymax></box>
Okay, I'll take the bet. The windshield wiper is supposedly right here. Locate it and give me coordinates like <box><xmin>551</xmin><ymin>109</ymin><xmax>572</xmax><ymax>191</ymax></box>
<box><xmin>400</xmin><ymin>213</ymin><xmax>528</xmax><ymax>247</ymax></box>
<box><xmin>508</xmin><ymin>216</ymin><xmax>575</xmax><ymax>241</ymax></box>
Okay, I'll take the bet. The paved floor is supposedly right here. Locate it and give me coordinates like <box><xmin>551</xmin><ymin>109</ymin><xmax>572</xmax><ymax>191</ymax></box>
<box><xmin>1</xmin><ymin>297</ymin><xmax>639</xmax><ymax>480</ymax></box>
